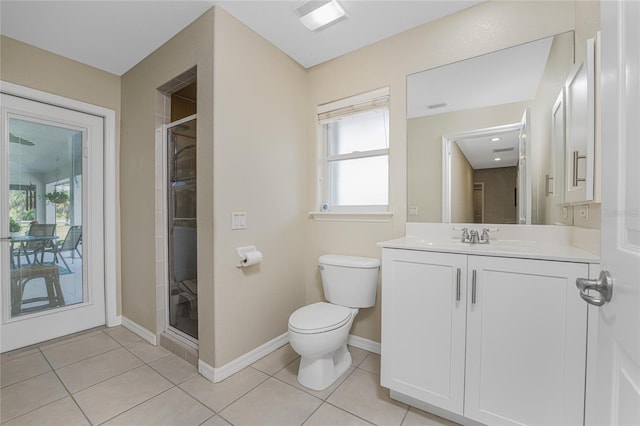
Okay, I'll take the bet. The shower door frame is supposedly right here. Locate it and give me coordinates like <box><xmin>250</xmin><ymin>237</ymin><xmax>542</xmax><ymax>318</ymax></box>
<box><xmin>162</xmin><ymin>113</ymin><xmax>198</xmax><ymax>348</ymax></box>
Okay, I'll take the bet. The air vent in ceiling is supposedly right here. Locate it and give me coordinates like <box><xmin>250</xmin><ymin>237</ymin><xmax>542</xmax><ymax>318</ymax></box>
<box><xmin>427</xmin><ymin>102</ymin><xmax>447</xmax><ymax>110</ymax></box>
<box><xmin>492</xmin><ymin>147</ymin><xmax>514</xmax><ymax>153</ymax></box>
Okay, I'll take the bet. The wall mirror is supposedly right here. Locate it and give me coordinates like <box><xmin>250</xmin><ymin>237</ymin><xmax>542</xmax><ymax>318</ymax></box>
<box><xmin>407</xmin><ymin>31</ymin><xmax>575</xmax><ymax>225</ymax></box>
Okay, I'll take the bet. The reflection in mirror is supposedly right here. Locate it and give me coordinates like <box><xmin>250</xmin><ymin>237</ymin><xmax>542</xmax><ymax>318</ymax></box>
<box><xmin>407</xmin><ymin>31</ymin><xmax>575</xmax><ymax>225</ymax></box>
<box><xmin>443</xmin><ymin>120</ymin><xmax>524</xmax><ymax>224</ymax></box>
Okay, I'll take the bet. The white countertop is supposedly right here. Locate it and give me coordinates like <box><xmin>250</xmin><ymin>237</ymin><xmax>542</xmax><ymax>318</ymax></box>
<box><xmin>378</xmin><ymin>235</ymin><xmax>600</xmax><ymax>264</ymax></box>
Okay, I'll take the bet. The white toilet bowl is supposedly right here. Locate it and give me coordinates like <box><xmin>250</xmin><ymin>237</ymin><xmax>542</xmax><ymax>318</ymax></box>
<box><xmin>288</xmin><ymin>302</ymin><xmax>358</xmax><ymax>390</ymax></box>
<box><xmin>288</xmin><ymin>254</ymin><xmax>379</xmax><ymax>391</ymax></box>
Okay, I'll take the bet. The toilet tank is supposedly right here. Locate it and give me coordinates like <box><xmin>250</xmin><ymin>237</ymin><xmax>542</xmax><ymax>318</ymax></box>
<box><xmin>319</xmin><ymin>254</ymin><xmax>380</xmax><ymax>308</ymax></box>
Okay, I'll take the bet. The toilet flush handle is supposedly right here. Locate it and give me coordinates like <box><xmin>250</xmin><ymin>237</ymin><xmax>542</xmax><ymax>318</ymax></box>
<box><xmin>318</xmin><ymin>265</ymin><xmax>324</xmax><ymax>271</ymax></box>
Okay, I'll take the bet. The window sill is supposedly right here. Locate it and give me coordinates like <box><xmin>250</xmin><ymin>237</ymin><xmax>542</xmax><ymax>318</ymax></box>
<box><xmin>309</xmin><ymin>211</ymin><xmax>394</xmax><ymax>223</ymax></box>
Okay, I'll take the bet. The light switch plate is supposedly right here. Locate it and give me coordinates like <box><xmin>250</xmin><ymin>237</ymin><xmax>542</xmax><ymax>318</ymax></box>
<box><xmin>408</xmin><ymin>206</ymin><xmax>419</xmax><ymax>216</ymax></box>
<box><xmin>232</xmin><ymin>212</ymin><xmax>247</xmax><ymax>230</ymax></box>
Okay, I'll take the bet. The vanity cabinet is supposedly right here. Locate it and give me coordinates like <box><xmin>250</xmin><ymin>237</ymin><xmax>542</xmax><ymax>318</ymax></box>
<box><xmin>381</xmin><ymin>248</ymin><xmax>590</xmax><ymax>426</ymax></box>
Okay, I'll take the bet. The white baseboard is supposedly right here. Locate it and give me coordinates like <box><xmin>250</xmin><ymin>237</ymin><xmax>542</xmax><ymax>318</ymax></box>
<box><xmin>348</xmin><ymin>334</ymin><xmax>381</xmax><ymax>354</ymax></box>
<box><xmin>107</xmin><ymin>315</ymin><xmax>122</xmax><ymax>327</ymax></box>
<box><xmin>199</xmin><ymin>332</ymin><xmax>289</xmax><ymax>383</ymax></box>
<box><xmin>121</xmin><ymin>316</ymin><xmax>156</xmax><ymax>345</ymax></box>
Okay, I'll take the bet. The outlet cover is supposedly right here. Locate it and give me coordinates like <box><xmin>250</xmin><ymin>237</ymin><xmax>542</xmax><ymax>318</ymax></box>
<box><xmin>408</xmin><ymin>206</ymin><xmax>419</xmax><ymax>216</ymax></box>
<box><xmin>578</xmin><ymin>205</ymin><xmax>589</xmax><ymax>221</ymax></box>
<box><xmin>562</xmin><ymin>206</ymin><xmax>569</xmax><ymax>219</ymax></box>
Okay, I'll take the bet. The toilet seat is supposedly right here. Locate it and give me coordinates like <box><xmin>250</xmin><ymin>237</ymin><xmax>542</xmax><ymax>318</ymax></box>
<box><xmin>289</xmin><ymin>302</ymin><xmax>354</xmax><ymax>334</ymax></box>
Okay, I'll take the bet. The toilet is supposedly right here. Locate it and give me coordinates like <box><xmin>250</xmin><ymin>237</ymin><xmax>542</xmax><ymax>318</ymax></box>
<box><xmin>288</xmin><ymin>254</ymin><xmax>380</xmax><ymax>390</ymax></box>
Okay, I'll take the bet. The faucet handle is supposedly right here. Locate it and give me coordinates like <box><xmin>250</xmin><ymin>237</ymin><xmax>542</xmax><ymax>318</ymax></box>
<box><xmin>479</xmin><ymin>228</ymin><xmax>490</xmax><ymax>244</ymax></box>
<box><xmin>460</xmin><ymin>227</ymin><xmax>470</xmax><ymax>243</ymax></box>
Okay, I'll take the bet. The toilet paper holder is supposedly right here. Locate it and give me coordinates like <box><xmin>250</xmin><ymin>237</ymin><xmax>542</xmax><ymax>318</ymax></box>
<box><xmin>236</xmin><ymin>245</ymin><xmax>263</xmax><ymax>268</ymax></box>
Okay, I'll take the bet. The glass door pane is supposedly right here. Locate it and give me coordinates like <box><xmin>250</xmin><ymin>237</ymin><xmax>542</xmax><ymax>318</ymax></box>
<box><xmin>8</xmin><ymin>117</ymin><xmax>84</xmax><ymax>317</ymax></box>
<box><xmin>2</xmin><ymin>93</ymin><xmax>105</xmax><ymax>353</ymax></box>
<box><xmin>167</xmin><ymin>117</ymin><xmax>197</xmax><ymax>340</ymax></box>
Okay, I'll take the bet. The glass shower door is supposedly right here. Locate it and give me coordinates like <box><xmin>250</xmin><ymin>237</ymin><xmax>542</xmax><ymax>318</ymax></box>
<box><xmin>166</xmin><ymin>116</ymin><xmax>197</xmax><ymax>340</ymax></box>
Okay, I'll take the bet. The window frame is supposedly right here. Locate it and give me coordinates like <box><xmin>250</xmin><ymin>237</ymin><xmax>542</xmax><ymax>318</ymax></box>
<box><xmin>317</xmin><ymin>88</ymin><xmax>390</xmax><ymax>213</ymax></box>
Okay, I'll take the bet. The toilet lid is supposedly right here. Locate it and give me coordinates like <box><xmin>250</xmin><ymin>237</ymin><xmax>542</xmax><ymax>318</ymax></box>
<box><xmin>288</xmin><ymin>302</ymin><xmax>353</xmax><ymax>334</ymax></box>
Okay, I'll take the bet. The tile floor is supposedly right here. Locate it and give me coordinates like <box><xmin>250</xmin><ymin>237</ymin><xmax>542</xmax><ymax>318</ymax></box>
<box><xmin>1</xmin><ymin>326</ymin><xmax>458</xmax><ymax>426</ymax></box>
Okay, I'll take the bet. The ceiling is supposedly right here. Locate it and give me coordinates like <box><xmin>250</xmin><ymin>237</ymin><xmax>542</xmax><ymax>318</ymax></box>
<box><xmin>456</xmin><ymin>128</ymin><xmax>521</xmax><ymax>170</ymax></box>
<box><xmin>407</xmin><ymin>36</ymin><xmax>554</xmax><ymax>119</ymax></box>
<box><xmin>9</xmin><ymin>118</ymin><xmax>81</xmax><ymax>183</ymax></box>
<box><xmin>0</xmin><ymin>0</ymin><xmax>482</xmax><ymax>75</ymax></box>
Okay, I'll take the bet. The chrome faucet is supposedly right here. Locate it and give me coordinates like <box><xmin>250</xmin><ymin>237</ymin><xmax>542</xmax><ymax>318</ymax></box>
<box><xmin>478</xmin><ymin>228</ymin><xmax>491</xmax><ymax>244</ymax></box>
<box><xmin>469</xmin><ymin>229</ymin><xmax>479</xmax><ymax>244</ymax></box>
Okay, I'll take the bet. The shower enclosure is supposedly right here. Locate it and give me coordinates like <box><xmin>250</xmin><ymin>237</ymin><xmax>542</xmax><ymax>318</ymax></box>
<box><xmin>166</xmin><ymin>115</ymin><xmax>197</xmax><ymax>340</ymax></box>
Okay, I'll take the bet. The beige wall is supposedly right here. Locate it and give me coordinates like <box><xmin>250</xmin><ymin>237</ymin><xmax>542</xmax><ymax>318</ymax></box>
<box><xmin>0</xmin><ymin>35</ymin><xmax>122</xmax><ymax>314</ymax></box>
<box><xmin>451</xmin><ymin>143</ymin><xmax>474</xmax><ymax>223</ymax></box>
<box><xmin>120</xmin><ymin>6</ymin><xmax>308</xmax><ymax>368</ymax></box>
<box><xmin>120</xmin><ymin>9</ymin><xmax>215</xmax><ymax>359</ymax></box>
<box><xmin>306</xmin><ymin>1</ymin><xmax>575</xmax><ymax>343</ymax></box>
<box><xmin>474</xmin><ymin>167</ymin><xmax>518</xmax><ymax>224</ymax></box>
<box><xmin>211</xmin><ymin>8</ymin><xmax>308</xmax><ymax>366</ymax></box>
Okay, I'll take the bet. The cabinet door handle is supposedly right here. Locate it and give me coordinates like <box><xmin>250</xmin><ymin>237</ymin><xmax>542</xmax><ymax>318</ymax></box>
<box><xmin>456</xmin><ymin>268</ymin><xmax>461</xmax><ymax>301</ymax></box>
<box><xmin>573</xmin><ymin>150</ymin><xmax>587</xmax><ymax>187</ymax></box>
<box><xmin>472</xmin><ymin>270</ymin><xmax>477</xmax><ymax>304</ymax></box>
<box><xmin>545</xmin><ymin>174</ymin><xmax>554</xmax><ymax>196</ymax></box>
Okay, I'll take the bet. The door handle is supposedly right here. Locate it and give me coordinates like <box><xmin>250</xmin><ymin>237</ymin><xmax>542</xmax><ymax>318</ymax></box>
<box><xmin>456</xmin><ymin>268</ymin><xmax>461</xmax><ymax>301</ymax></box>
<box><xmin>576</xmin><ymin>271</ymin><xmax>613</xmax><ymax>306</ymax></box>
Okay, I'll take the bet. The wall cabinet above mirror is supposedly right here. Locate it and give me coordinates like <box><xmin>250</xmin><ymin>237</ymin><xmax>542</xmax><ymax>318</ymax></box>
<box><xmin>407</xmin><ymin>31</ymin><xmax>576</xmax><ymax>225</ymax></box>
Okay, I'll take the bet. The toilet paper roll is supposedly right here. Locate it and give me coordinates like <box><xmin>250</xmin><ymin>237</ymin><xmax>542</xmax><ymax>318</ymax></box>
<box><xmin>242</xmin><ymin>250</ymin><xmax>263</xmax><ymax>267</ymax></box>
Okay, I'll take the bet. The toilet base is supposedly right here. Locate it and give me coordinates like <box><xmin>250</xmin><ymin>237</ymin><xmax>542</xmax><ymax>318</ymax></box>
<box><xmin>297</xmin><ymin>344</ymin><xmax>352</xmax><ymax>391</ymax></box>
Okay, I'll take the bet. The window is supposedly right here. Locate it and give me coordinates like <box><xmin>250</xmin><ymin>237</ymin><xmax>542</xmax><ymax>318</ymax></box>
<box><xmin>319</xmin><ymin>88</ymin><xmax>390</xmax><ymax>212</ymax></box>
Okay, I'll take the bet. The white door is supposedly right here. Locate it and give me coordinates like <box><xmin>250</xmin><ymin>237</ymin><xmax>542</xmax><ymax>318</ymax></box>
<box><xmin>0</xmin><ymin>94</ymin><xmax>105</xmax><ymax>352</ymax></box>
<box><xmin>518</xmin><ymin>108</ymin><xmax>530</xmax><ymax>224</ymax></box>
<box><xmin>584</xmin><ymin>1</ymin><xmax>640</xmax><ymax>424</ymax></box>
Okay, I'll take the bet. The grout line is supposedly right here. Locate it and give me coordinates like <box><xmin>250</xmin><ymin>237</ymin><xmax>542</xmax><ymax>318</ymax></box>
<box><xmin>198</xmin><ymin>366</ymin><xmax>271</xmax><ymax>415</ymax></box>
<box><xmin>94</xmin><ymin>385</ymin><xmax>182</xmax><ymax>425</ymax></box>
<box><xmin>399</xmin><ymin>405</ymin><xmax>411</xmax><ymax>425</ymax></box>
<box><xmin>40</xmin><ymin>346</ymin><xmax>94</xmax><ymax>426</ymax></box>
<box><xmin>322</xmin><ymin>400</ymin><xmax>378</xmax><ymax>425</ymax></box>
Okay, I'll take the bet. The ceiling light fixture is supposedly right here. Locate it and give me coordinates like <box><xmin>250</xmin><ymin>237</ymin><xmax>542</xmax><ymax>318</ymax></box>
<box><xmin>494</xmin><ymin>157</ymin><xmax>501</xmax><ymax>161</ymax></box>
<box><xmin>293</xmin><ymin>0</ymin><xmax>348</xmax><ymax>32</ymax></box>
<box><xmin>490</xmin><ymin>137</ymin><xmax>501</xmax><ymax>142</ymax></box>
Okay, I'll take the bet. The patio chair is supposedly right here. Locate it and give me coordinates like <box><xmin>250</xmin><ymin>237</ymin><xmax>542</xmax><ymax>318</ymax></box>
<box><xmin>42</xmin><ymin>225</ymin><xmax>82</xmax><ymax>271</ymax></box>
<box><xmin>10</xmin><ymin>264</ymin><xmax>65</xmax><ymax>316</ymax></box>
<box><xmin>21</xmin><ymin>223</ymin><xmax>56</xmax><ymax>265</ymax></box>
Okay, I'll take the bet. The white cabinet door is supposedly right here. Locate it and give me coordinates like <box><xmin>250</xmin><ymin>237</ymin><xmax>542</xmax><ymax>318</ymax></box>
<box><xmin>464</xmin><ymin>256</ymin><xmax>588</xmax><ymax>426</ymax></box>
<box><xmin>564</xmin><ymin>38</ymin><xmax>596</xmax><ymax>203</ymax></box>
<box><xmin>381</xmin><ymin>249</ymin><xmax>467</xmax><ymax>414</ymax></box>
